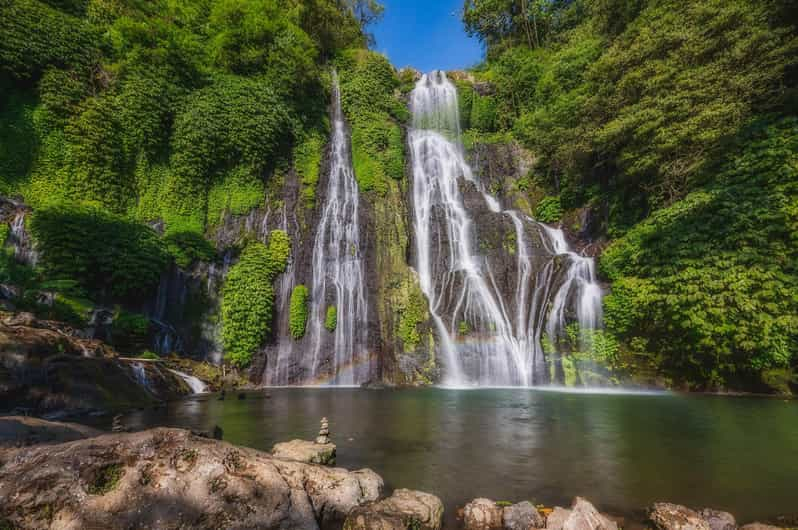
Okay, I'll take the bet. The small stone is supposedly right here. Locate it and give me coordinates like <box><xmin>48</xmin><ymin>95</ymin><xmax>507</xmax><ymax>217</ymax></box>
<box><xmin>546</xmin><ymin>507</ymin><xmax>573</xmax><ymax>530</ymax></box>
<box><xmin>463</xmin><ymin>498</ymin><xmax>504</xmax><ymax>530</ymax></box>
<box><xmin>504</xmin><ymin>501</ymin><xmax>545</xmax><ymax>530</ymax></box>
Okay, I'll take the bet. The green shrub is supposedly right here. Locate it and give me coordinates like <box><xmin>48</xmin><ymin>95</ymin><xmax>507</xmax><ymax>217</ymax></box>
<box><xmin>139</xmin><ymin>350</ymin><xmax>161</xmax><ymax>360</ymax></box>
<box><xmin>29</xmin><ymin>203</ymin><xmax>169</xmax><ymax>300</ymax></box>
<box><xmin>221</xmin><ymin>242</ymin><xmax>276</xmax><ymax>367</ymax></box>
<box><xmin>0</xmin><ymin>0</ymin><xmax>98</xmax><ymax>80</ymax></box>
<box><xmin>534</xmin><ymin>196</ymin><xmax>563</xmax><ymax>223</ymax></box>
<box><xmin>113</xmin><ymin>310</ymin><xmax>151</xmax><ymax>351</ymax></box>
<box><xmin>265</xmin><ymin>229</ymin><xmax>291</xmax><ymax>279</ymax></box>
<box><xmin>325</xmin><ymin>305</ymin><xmax>337</xmax><ymax>332</ymax></box>
<box><xmin>164</xmin><ymin>232</ymin><xmax>217</xmax><ymax>269</ymax></box>
<box><xmin>289</xmin><ymin>285</ymin><xmax>309</xmax><ymax>339</ymax></box>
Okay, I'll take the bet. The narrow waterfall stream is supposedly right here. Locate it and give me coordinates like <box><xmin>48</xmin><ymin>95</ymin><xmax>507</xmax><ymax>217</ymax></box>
<box><xmin>305</xmin><ymin>71</ymin><xmax>370</xmax><ymax>385</ymax></box>
<box><xmin>409</xmin><ymin>71</ymin><xmax>603</xmax><ymax>386</ymax></box>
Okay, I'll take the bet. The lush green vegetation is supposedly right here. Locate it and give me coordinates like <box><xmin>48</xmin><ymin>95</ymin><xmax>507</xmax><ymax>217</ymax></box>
<box><xmin>463</xmin><ymin>0</ymin><xmax>798</xmax><ymax>389</ymax></box>
<box><xmin>601</xmin><ymin>118</ymin><xmax>798</xmax><ymax>388</ymax></box>
<box><xmin>220</xmin><ymin>229</ymin><xmax>291</xmax><ymax>366</ymax></box>
<box><xmin>220</xmin><ymin>243</ymin><xmax>276</xmax><ymax>367</ymax></box>
<box><xmin>336</xmin><ymin>49</ymin><xmax>406</xmax><ymax>195</ymax></box>
<box><xmin>289</xmin><ymin>285</ymin><xmax>310</xmax><ymax>339</ymax></box>
<box><xmin>0</xmin><ymin>0</ymin><xmax>380</xmax><ymax>364</ymax></box>
<box><xmin>29</xmin><ymin>203</ymin><xmax>169</xmax><ymax>300</ymax></box>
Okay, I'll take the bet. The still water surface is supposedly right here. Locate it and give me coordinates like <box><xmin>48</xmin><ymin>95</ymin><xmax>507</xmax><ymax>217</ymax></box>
<box><xmin>124</xmin><ymin>388</ymin><xmax>798</xmax><ymax>527</ymax></box>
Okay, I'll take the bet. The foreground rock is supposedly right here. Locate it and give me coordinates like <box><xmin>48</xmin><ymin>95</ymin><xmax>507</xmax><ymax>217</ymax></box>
<box><xmin>503</xmin><ymin>501</ymin><xmax>545</xmax><ymax>530</ymax></box>
<box><xmin>547</xmin><ymin>497</ymin><xmax>618</xmax><ymax>530</ymax></box>
<box><xmin>0</xmin><ymin>427</ymin><xmax>383</xmax><ymax>529</ymax></box>
<box><xmin>462</xmin><ymin>497</ymin><xmax>616</xmax><ymax>530</ymax></box>
<box><xmin>0</xmin><ymin>416</ymin><xmax>102</xmax><ymax>448</ymax></box>
<box><xmin>648</xmin><ymin>503</ymin><xmax>721</xmax><ymax>530</ymax></box>
<box><xmin>272</xmin><ymin>439</ymin><xmax>337</xmax><ymax>466</ymax></box>
<box><xmin>344</xmin><ymin>488</ymin><xmax>444</xmax><ymax>530</ymax></box>
<box><xmin>463</xmin><ymin>498</ymin><xmax>505</xmax><ymax>529</ymax></box>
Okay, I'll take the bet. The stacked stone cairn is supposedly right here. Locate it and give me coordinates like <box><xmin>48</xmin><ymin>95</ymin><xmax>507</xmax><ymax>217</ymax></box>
<box><xmin>316</xmin><ymin>417</ymin><xmax>330</xmax><ymax>444</ymax></box>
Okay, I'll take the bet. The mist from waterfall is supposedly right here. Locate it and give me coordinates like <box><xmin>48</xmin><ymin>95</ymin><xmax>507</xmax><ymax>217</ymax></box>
<box><xmin>409</xmin><ymin>71</ymin><xmax>603</xmax><ymax>387</ymax></box>
<box><xmin>305</xmin><ymin>71</ymin><xmax>370</xmax><ymax>385</ymax></box>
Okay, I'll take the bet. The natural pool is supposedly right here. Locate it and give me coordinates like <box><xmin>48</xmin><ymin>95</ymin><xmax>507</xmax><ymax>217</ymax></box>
<box><xmin>122</xmin><ymin>388</ymin><xmax>798</xmax><ymax>528</ymax></box>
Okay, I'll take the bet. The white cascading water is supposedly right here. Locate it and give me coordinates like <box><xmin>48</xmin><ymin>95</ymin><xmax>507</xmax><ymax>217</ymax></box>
<box><xmin>168</xmin><ymin>369</ymin><xmax>208</xmax><ymax>394</ymax></box>
<box><xmin>305</xmin><ymin>71</ymin><xmax>370</xmax><ymax>385</ymax></box>
<box><xmin>409</xmin><ymin>71</ymin><xmax>603</xmax><ymax>386</ymax></box>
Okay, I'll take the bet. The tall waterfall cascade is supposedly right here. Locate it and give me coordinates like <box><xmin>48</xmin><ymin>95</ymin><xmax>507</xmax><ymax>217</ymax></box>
<box><xmin>409</xmin><ymin>71</ymin><xmax>603</xmax><ymax>387</ymax></box>
<box><xmin>263</xmin><ymin>72</ymin><xmax>370</xmax><ymax>386</ymax></box>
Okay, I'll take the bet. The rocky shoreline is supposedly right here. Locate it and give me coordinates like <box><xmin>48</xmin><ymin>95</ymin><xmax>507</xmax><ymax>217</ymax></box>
<box><xmin>0</xmin><ymin>416</ymin><xmax>793</xmax><ymax>530</ymax></box>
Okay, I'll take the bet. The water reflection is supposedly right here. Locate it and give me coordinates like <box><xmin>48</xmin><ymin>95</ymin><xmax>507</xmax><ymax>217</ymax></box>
<box><xmin>125</xmin><ymin>389</ymin><xmax>798</xmax><ymax>528</ymax></box>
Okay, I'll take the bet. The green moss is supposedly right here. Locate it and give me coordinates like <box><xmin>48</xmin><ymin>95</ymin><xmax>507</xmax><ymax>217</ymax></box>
<box><xmin>397</xmin><ymin>289</ymin><xmax>427</xmax><ymax>352</ymax></box>
<box><xmin>325</xmin><ymin>305</ymin><xmax>337</xmax><ymax>332</ymax></box>
<box><xmin>139</xmin><ymin>351</ymin><xmax>161</xmax><ymax>360</ymax></box>
<box><xmin>289</xmin><ymin>285</ymin><xmax>310</xmax><ymax>340</ymax></box>
<box><xmin>87</xmin><ymin>463</ymin><xmax>124</xmax><ymax>495</ymax></box>
<box><xmin>0</xmin><ymin>223</ymin><xmax>8</xmax><ymax>246</ymax></box>
<box><xmin>458</xmin><ymin>320</ymin><xmax>472</xmax><ymax>336</ymax></box>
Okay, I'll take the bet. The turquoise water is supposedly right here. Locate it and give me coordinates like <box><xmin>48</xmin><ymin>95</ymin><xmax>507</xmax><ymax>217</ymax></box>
<box><xmin>124</xmin><ymin>388</ymin><xmax>798</xmax><ymax>527</ymax></box>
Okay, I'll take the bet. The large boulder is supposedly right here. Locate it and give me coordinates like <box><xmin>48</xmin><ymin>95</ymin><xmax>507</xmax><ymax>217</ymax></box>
<box><xmin>272</xmin><ymin>439</ymin><xmax>337</xmax><ymax>466</ymax></box>
<box><xmin>503</xmin><ymin>501</ymin><xmax>545</xmax><ymax>530</ymax></box>
<box><xmin>648</xmin><ymin>503</ymin><xmax>712</xmax><ymax>530</ymax></box>
<box><xmin>546</xmin><ymin>498</ymin><xmax>617</xmax><ymax>530</ymax></box>
<box><xmin>0</xmin><ymin>416</ymin><xmax>101</xmax><ymax>448</ymax></box>
<box><xmin>0</xmin><ymin>427</ymin><xmax>383</xmax><ymax>530</ymax></box>
<box><xmin>463</xmin><ymin>498</ymin><xmax>504</xmax><ymax>529</ymax></box>
<box><xmin>344</xmin><ymin>488</ymin><xmax>444</xmax><ymax>530</ymax></box>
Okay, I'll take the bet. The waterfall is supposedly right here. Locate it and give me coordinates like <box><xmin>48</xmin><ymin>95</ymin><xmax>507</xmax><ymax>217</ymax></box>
<box><xmin>264</xmin><ymin>206</ymin><xmax>298</xmax><ymax>385</ymax></box>
<box><xmin>168</xmin><ymin>368</ymin><xmax>208</xmax><ymax>394</ymax></box>
<box><xmin>408</xmin><ymin>71</ymin><xmax>603</xmax><ymax>387</ymax></box>
<box><xmin>132</xmin><ymin>362</ymin><xmax>149</xmax><ymax>390</ymax></box>
<box><xmin>304</xmin><ymin>71</ymin><xmax>370</xmax><ymax>385</ymax></box>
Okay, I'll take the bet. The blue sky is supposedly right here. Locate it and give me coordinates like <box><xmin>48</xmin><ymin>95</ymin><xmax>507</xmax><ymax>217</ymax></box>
<box><xmin>371</xmin><ymin>0</ymin><xmax>484</xmax><ymax>72</ymax></box>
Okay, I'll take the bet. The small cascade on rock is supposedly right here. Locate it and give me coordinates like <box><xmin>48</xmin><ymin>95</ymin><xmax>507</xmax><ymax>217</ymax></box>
<box><xmin>541</xmin><ymin>225</ymin><xmax>603</xmax><ymax>334</ymax></box>
<box><xmin>1</xmin><ymin>200</ymin><xmax>38</xmax><ymax>267</ymax></box>
<box><xmin>132</xmin><ymin>362</ymin><xmax>149</xmax><ymax>390</ymax></box>
<box><xmin>408</xmin><ymin>71</ymin><xmax>603</xmax><ymax>386</ymax></box>
<box><xmin>305</xmin><ymin>71</ymin><xmax>370</xmax><ymax>385</ymax></box>
<box><xmin>168</xmin><ymin>368</ymin><xmax>208</xmax><ymax>394</ymax></box>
